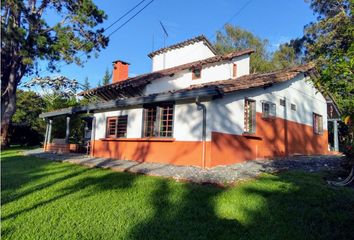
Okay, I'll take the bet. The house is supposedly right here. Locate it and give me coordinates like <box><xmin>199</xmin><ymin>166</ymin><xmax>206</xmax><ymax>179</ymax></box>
<box><xmin>40</xmin><ymin>35</ymin><xmax>339</xmax><ymax>168</ymax></box>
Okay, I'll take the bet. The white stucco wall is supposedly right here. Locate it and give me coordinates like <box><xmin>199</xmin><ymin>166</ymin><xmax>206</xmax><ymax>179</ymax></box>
<box><xmin>209</xmin><ymin>74</ymin><xmax>328</xmax><ymax>136</ymax></box>
<box><xmin>93</xmin><ymin>102</ymin><xmax>207</xmax><ymax>141</ymax></box>
<box><xmin>93</xmin><ymin>108</ymin><xmax>143</xmax><ymax>140</ymax></box>
<box><xmin>145</xmin><ymin>54</ymin><xmax>250</xmax><ymax>95</ymax></box>
<box><xmin>152</xmin><ymin>41</ymin><xmax>215</xmax><ymax>71</ymax></box>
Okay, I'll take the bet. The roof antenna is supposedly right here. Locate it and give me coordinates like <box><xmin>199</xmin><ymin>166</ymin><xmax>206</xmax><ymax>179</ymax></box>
<box><xmin>152</xmin><ymin>32</ymin><xmax>155</xmax><ymax>52</ymax></box>
<box><xmin>159</xmin><ymin>20</ymin><xmax>168</xmax><ymax>69</ymax></box>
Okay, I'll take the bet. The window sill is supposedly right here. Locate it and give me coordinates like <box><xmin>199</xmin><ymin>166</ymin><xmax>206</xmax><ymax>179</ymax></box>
<box><xmin>100</xmin><ymin>137</ymin><xmax>175</xmax><ymax>142</ymax></box>
<box><xmin>242</xmin><ymin>133</ymin><xmax>263</xmax><ymax>140</ymax></box>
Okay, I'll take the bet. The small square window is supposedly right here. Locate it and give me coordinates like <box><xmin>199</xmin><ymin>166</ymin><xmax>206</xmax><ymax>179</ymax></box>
<box><xmin>233</xmin><ymin>63</ymin><xmax>237</xmax><ymax>78</ymax></box>
<box><xmin>262</xmin><ymin>101</ymin><xmax>276</xmax><ymax>118</ymax></box>
<box><xmin>280</xmin><ymin>99</ymin><xmax>285</xmax><ymax>106</ymax></box>
<box><xmin>192</xmin><ymin>67</ymin><xmax>201</xmax><ymax>80</ymax></box>
<box><xmin>291</xmin><ymin>103</ymin><xmax>296</xmax><ymax>111</ymax></box>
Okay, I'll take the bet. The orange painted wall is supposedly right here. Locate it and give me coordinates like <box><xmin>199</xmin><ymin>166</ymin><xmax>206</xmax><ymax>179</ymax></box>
<box><xmin>210</xmin><ymin>113</ymin><xmax>328</xmax><ymax>167</ymax></box>
<box><xmin>92</xmin><ymin>139</ymin><xmax>211</xmax><ymax>167</ymax></box>
<box><xmin>91</xmin><ymin>113</ymin><xmax>328</xmax><ymax>168</ymax></box>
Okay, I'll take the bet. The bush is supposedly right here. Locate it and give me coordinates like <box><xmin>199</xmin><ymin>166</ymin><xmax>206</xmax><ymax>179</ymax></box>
<box><xmin>8</xmin><ymin>124</ymin><xmax>43</xmax><ymax>146</ymax></box>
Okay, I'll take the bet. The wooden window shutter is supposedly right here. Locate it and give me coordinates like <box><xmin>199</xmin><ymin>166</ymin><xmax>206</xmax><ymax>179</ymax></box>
<box><xmin>233</xmin><ymin>63</ymin><xmax>237</xmax><ymax>78</ymax></box>
<box><xmin>106</xmin><ymin>117</ymin><xmax>117</xmax><ymax>138</ymax></box>
<box><xmin>117</xmin><ymin>115</ymin><xmax>128</xmax><ymax>138</ymax></box>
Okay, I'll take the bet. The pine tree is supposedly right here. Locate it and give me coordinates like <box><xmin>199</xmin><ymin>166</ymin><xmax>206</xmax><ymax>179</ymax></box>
<box><xmin>102</xmin><ymin>68</ymin><xmax>112</xmax><ymax>85</ymax></box>
<box><xmin>83</xmin><ymin>77</ymin><xmax>91</xmax><ymax>91</ymax></box>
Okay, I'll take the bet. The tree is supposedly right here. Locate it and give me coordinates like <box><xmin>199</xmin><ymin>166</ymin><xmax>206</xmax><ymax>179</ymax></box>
<box><xmin>303</xmin><ymin>0</ymin><xmax>353</xmax><ymax>115</ymax></box>
<box><xmin>271</xmin><ymin>43</ymin><xmax>302</xmax><ymax>69</ymax></box>
<box><xmin>80</xmin><ymin>76</ymin><xmax>99</xmax><ymax>105</ymax></box>
<box><xmin>12</xmin><ymin>90</ymin><xmax>45</xmax><ymax>131</ymax></box>
<box><xmin>214</xmin><ymin>24</ymin><xmax>274</xmax><ymax>73</ymax></box>
<box><xmin>102</xmin><ymin>68</ymin><xmax>111</xmax><ymax>85</ymax></box>
<box><xmin>1</xmin><ymin>0</ymin><xmax>109</xmax><ymax>146</ymax></box>
<box><xmin>9</xmin><ymin>90</ymin><xmax>46</xmax><ymax>146</ymax></box>
<box><xmin>83</xmin><ymin>77</ymin><xmax>91</xmax><ymax>91</ymax></box>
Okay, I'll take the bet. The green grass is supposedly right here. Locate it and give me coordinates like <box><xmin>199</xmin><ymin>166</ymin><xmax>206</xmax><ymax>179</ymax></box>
<box><xmin>1</xmin><ymin>148</ymin><xmax>354</xmax><ymax>240</ymax></box>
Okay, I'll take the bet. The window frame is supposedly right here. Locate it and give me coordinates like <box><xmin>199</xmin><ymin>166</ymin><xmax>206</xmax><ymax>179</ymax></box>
<box><xmin>244</xmin><ymin>99</ymin><xmax>256</xmax><ymax>134</ymax></box>
<box><xmin>232</xmin><ymin>63</ymin><xmax>238</xmax><ymax>78</ymax></box>
<box><xmin>261</xmin><ymin>101</ymin><xmax>276</xmax><ymax>119</ymax></box>
<box><xmin>280</xmin><ymin>99</ymin><xmax>286</xmax><ymax>107</ymax></box>
<box><xmin>105</xmin><ymin>115</ymin><xmax>128</xmax><ymax>138</ymax></box>
<box><xmin>142</xmin><ymin>103</ymin><xmax>175</xmax><ymax>138</ymax></box>
<box><xmin>291</xmin><ymin>103</ymin><xmax>297</xmax><ymax>111</ymax></box>
<box><xmin>313</xmin><ymin>113</ymin><xmax>323</xmax><ymax>135</ymax></box>
<box><xmin>192</xmin><ymin>66</ymin><xmax>202</xmax><ymax>80</ymax></box>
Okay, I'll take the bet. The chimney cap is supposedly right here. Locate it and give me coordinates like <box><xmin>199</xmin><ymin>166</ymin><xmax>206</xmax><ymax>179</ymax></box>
<box><xmin>112</xmin><ymin>59</ymin><xmax>130</xmax><ymax>65</ymax></box>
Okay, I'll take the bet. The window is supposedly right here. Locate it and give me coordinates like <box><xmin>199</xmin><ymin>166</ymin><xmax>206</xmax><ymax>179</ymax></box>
<box><xmin>117</xmin><ymin>115</ymin><xmax>128</xmax><ymax>137</ymax></box>
<box><xmin>280</xmin><ymin>99</ymin><xmax>285</xmax><ymax>106</ymax></box>
<box><xmin>313</xmin><ymin>113</ymin><xmax>323</xmax><ymax>134</ymax></box>
<box><xmin>106</xmin><ymin>115</ymin><xmax>128</xmax><ymax>138</ymax></box>
<box><xmin>233</xmin><ymin>63</ymin><xmax>237</xmax><ymax>78</ymax></box>
<box><xmin>291</xmin><ymin>103</ymin><xmax>296</xmax><ymax>111</ymax></box>
<box><xmin>106</xmin><ymin>117</ymin><xmax>117</xmax><ymax>138</ymax></box>
<box><xmin>192</xmin><ymin>67</ymin><xmax>201</xmax><ymax>80</ymax></box>
<box><xmin>143</xmin><ymin>104</ymin><xmax>174</xmax><ymax>137</ymax></box>
<box><xmin>244</xmin><ymin>99</ymin><xmax>256</xmax><ymax>134</ymax></box>
<box><xmin>262</xmin><ymin>101</ymin><xmax>276</xmax><ymax>118</ymax></box>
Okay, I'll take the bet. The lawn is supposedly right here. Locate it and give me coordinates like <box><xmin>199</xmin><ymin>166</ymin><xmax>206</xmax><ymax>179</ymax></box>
<box><xmin>1</xmin><ymin>149</ymin><xmax>354</xmax><ymax>240</ymax></box>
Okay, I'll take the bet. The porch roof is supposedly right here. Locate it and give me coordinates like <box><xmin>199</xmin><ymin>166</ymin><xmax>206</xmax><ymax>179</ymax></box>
<box><xmin>39</xmin><ymin>86</ymin><xmax>222</xmax><ymax>118</ymax></box>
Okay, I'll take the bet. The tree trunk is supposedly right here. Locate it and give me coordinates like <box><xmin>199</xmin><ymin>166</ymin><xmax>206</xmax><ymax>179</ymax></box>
<box><xmin>1</xmin><ymin>62</ymin><xmax>20</xmax><ymax>148</ymax></box>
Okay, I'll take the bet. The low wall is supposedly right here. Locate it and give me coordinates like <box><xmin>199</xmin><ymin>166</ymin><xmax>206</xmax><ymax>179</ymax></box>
<box><xmin>44</xmin><ymin>143</ymin><xmax>79</xmax><ymax>153</ymax></box>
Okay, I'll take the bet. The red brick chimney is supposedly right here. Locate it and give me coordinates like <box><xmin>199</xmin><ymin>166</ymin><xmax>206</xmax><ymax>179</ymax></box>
<box><xmin>112</xmin><ymin>60</ymin><xmax>130</xmax><ymax>83</ymax></box>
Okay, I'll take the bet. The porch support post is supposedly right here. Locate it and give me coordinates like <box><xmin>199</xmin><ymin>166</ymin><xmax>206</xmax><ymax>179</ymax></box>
<box><xmin>47</xmin><ymin>119</ymin><xmax>53</xmax><ymax>145</ymax></box>
<box><xmin>43</xmin><ymin>119</ymin><xmax>49</xmax><ymax>151</ymax></box>
<box><xmin>65</xmin><ymin>116</ymin><xmax>70</xmax><ymax>144</ymax></box>
<box><xmin>333</xmin><ymin>120</ymin><xmax>339</xmax><ymax>152</ymax></box>
<box><xmin>90</xmin><ymin>117</ymin><xmax>96</xmax><ymax>157</ymax></box>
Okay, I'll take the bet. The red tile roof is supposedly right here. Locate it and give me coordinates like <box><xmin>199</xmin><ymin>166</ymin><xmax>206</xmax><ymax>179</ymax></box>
<box><xmin>147</xmin><ymin>35</ymin><xmax>217</xmax><ymax>58</ymax></box>
<box><xmin>78</xmin><ymin>49</ymin><xmax>254</xmax><ymax>98</ymax></box>
<box><xmin>187</xmin><ymin>63</ymin><xmax>316</xmax><ymax>93</ymax></box>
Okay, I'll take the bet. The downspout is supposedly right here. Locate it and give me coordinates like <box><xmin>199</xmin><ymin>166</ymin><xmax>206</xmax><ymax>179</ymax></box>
<box><xmin>196</xmin><ymin>96</ymin><xmax>207</xmax><ymax>168</ymax></box>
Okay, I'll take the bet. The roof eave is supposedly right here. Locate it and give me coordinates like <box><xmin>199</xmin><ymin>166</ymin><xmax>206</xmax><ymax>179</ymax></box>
<box><xmin>40</xmin><ymin>87</ymin><xmax>222</xmax><ymax>118</ymax></box>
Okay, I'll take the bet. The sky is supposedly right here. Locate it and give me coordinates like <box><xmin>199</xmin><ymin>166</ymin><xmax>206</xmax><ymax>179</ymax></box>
<box><xmin>24</xmin><ymin>0</ymin><xmax>317</xmax><ymax>89</ymax></box>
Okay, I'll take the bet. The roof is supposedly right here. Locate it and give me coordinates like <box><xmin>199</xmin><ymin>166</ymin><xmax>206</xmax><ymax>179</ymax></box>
<box><xmin>78</xmin><ymin>48</ymin><xmax>255</xmax><ymax>100</ymax></box>
<box><xmin>186</xmin><ymin>63</ymin><xmax>316</xmax><ymax>93</ymax></box>
<box><xmin>147</xmin><ymin>35</ymin><xmax>217</xmax><ymax>58</ymax></box>
<box><xmin>40</xmin><ymin>87</ymin><xmax>221</xmax><ymax>118</ymax></box>
<box><xmin>41</xmin><ymin>64</ymin><xmax>317</xmax><ymax>118</ymax></box>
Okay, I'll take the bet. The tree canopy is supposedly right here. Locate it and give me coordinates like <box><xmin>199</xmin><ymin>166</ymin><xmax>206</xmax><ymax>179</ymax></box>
<box><xmin>214</xmin><ymin>24</ymin><xmax>273</xmax><ymax>73</ymax></box>
<box><xmin>303</xmin><ymin>0</ymin><xmax>353</xmax><ymax>115</ymax></box>
<box><xmin>214</xmin><ymin>24</ymin><xmax>301</xmax><ymax>73</ymax></box>
<box><xmin>1</xmin><ymin>0</ymin><xmax>108</xmax><ymax>146</ymax></box>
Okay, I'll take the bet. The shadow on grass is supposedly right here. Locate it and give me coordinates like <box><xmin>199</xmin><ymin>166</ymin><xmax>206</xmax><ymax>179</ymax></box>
<box><xmin>125</xmin><ymin>172</ymin><xmax>354</xmax><ymax>240</ymax></box>
<box><xmin>2</xmin><ymin>150</ymin><xmax>354</xmax><ymax>239</ymax></box>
